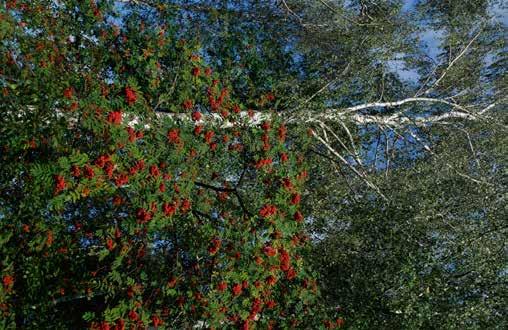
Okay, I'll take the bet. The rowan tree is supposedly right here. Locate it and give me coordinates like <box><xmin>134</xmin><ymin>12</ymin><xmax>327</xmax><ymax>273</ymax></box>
<box><xmin>0</xmin><ymin>1</ymin><xmax>334</xmax><ymax>328</ymax></box>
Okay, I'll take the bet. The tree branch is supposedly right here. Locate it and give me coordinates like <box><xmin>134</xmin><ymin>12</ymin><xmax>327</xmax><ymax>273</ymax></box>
<box><xmin>195</xmin><ymin>181</ymin><xmax>235</xmax><ymax>193</ymax></box>
<box><xmin>324</xmin><ymin>97</ymin><xmax>473</xmax><ymax>114</ymax></box>
<box><xmin>422</xmin><ymin>29</ymin><xmax>482</xmax><ymax>95</ymax></box>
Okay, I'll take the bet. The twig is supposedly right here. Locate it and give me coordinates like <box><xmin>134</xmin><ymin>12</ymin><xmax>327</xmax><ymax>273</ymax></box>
<box><xmin>280</xmin><ymin>0</ymin><xmax>303</xmax><ymax>24</ymax></box>
<box><xmin>458</xmin><ymin>128</ymin><xmax>480</xmax><ymax>167</ymax></box>
<box><xmin>397</xmin><ymin>125</ymin><xmax>492</xmax><ymax>186</ymax></box>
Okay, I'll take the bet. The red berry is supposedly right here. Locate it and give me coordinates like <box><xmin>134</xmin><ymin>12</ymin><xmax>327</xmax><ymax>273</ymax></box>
<box><xmin>232</xmin><ymin>283</ymin><xmax>242</xmax><ymax>296</ymax></box>
<box><xmin>191</xmin><ymin>111</ymin><xmax>202</xmax><ymax>121</ymax></box>
<box><xmin>107</xmin><ymin>111</ymin><xmax>122</xmax><ymax>124</ymax></box>
<box><xmin>125</xmin><ymin>86</ymin><xmax>137</xmax><ymax>105</ymax></box>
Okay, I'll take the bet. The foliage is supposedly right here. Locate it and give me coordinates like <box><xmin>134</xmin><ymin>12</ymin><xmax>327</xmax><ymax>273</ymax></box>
<box><xmin>0</xmin><ymin>1</ymin><xmax>334</xmax><ymax>328</ymax></box>
<box><xmin>307</xmin><ymin>121</ymin><xmax>507</xmax><ymax>329</ymax></box>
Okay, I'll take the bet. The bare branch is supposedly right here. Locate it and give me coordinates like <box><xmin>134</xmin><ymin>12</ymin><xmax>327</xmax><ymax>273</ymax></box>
<box><xmin>279</xmin><ymin>0</ymin><xmax>304</xmax><ymax>24</ymax></box>
<box><xmin>317</xmin><ymin>0</ymin><xmax>357</xmax><ymax>24</ymax></box>
<box><xmin>478</xmin><ymin>102</ymin><xmax>497</xmax><ymax>115</ymax></box>
<box><xmin>458</xmin><ymin>128</ymin><xmax>480</xmax><ymax>167</ymax></box>
<box><xmin>310</xmin><ymin>129</ymin><xmax>388</xmax><ymax>201</ymax></box>
<box><xmin>400</xmin><ymin>128</ymin><xmax>491</xmax><ymax>186</ymax></box>
<box><xmin>318</xmin><ymin>121</ymin><xmax>364</xmax><ymax>167</ymax></box>
<box><xmin>423</xmin><ymin>29</ymin><xmax>483</xmax><ymax>95</ymax></box>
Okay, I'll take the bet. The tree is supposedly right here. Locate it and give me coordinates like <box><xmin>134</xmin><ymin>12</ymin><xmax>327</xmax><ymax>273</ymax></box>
<box><xmin>286</xmin><ymin>1</ymin><xmax>507</xmax><ymax>328</ymax></box>
<box><xmin>0</xmin><ymin>1</ymin><xmax>331</xmax><ymax>328</ymax></box>
<box><xmin>307</xmin><ymin>121</ymin><xmax>507</xmax><ymax>328</ymax></box>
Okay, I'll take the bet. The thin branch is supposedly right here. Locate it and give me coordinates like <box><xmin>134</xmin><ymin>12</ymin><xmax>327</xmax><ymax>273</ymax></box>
<box><xmin>400</xmin><ymin>127</ymin><xmax>492</xmax><ymax>186</ymax></box>
<box><xmin>194</xmin><ymin>181</ymin><xmax>235</xmax><ymax>193</ymax></box>
<box><xmin>280</xmin><ymin>0</ymin><xmax>303</xmax><ymax>24</ymax></box>
<box><xmin>478</xmin><ymin>102</ymin><xmax>497</xmax><ymax>115</ymax></box>
<box><xmin>424</xmin><ymin>29</ymin><xmax>482</xmax><ymax>95</ymax></box>
<box><xmin>192</xmin><ymin>209</ymin><xmax>214</xmax><ymax>221</ymax></box>
<box><xmin>290</xmin><ymin>63</ymin><xmax>351</xmax><ymax>113</ymax></box>
<box><xmin>319</xmin><ymin>120</ymin><xmax>363</xmax><ymax>167</ymax></box>
<box><xmin>372</xmin><ymin>130</ymin><xmax>381</xmax><ymax>171</ymax></box>
<box><xmin>194</xmin><ymin>181</ymin><xmax>252</xmax><ymax>216</ymax></box>
<box><xmin>303</xmin><ymin>77</ymin><xmax>339</xmax><ymax>105</ymax></box>
<box><xmin>459</xmin><ymin>128</ymin><xmax>480</xmax><ymax>167</ymax></box>
<box><xmin>310</xmin><ymin>129</ymin><xmax>388</xmax><ymax>201</ymax></box>
<box><xmin>233</xmin><ymin>190</ymin><xmax>253</xmax><ymax>217</ymax></box>
<box><xmin>384</xmin><ymin>128</ymin><xmax>390</xmax><ymax>178</ymax></box>
<box><xmin>338</xmin><ymin>120</ymin><xmax>361</xmax><ymax>160</ymax></box>
<box><xmin>317</xmin><ymin>0</ymin><xmax>357</xmax><ymax>24</ymax></box>
<box><xmin>332</xmin><ymin>161</ymin><xmax>359</xmax><ymax>202</ymax></box>
<box><xmin>235</xmin><ymin>162</ymin><xmax>248</xmax><ymax>190</ymax></box>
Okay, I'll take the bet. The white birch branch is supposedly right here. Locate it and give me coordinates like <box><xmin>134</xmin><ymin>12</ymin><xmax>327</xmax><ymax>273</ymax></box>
<box><xmin>148</xmin><ymin>97</ymin><xmax>493</xmax><ymax>128</ymax></box>
<box><xmin>22</xmin><ymin>97</ymin><xmax>495</xmax><ymax>130</ymax></box>
<box><xmin>325</xmin><ymin>97</ymin><xmax>472</xmax><ymax>114</ymax></box>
